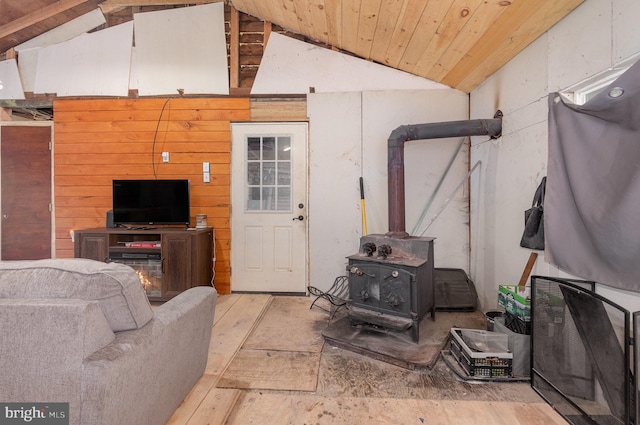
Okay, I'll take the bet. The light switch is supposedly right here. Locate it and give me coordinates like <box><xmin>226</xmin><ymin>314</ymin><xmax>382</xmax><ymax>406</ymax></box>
<box><xmin>203</xmin><ymin>162</ymin><xmax>210</xmax><ymax>183</ymax></box>
<box><xmin>162</xmin><ymin>152</ymin><xmax>170</xmax><ymax>163</ymax></box>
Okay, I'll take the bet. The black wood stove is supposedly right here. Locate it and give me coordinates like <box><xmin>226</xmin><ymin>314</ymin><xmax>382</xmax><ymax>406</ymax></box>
<box><xmin>344</xmin><ymin>115</ymin><xmax>501</xmax><ymax>344</ymax></box>
<box><xmin>347</xmin><ymin>234</ymin><xmax>435</xmax><ymax>343</ymax></box>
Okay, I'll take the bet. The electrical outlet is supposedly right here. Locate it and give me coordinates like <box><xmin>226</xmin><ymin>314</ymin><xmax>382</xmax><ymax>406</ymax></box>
<box><xmin>203</xmin><ymin>162</ymin><xmax>210</xmax><ymax>172</ymax></box>
<box><xmin>162</xmin><ymin>152</ymin><xmax>170</xmax><ymax>162</ymax></box>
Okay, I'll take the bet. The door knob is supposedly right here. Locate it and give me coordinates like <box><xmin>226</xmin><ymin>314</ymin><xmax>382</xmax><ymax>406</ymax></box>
<box><xmin>293</xmin><ymin>215</ymin><xmax>304</xmax><ymax>221</ymax></box>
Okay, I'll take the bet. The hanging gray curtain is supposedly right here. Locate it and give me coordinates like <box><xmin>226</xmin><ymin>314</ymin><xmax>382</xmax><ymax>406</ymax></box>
<box><xmin>547</xmin><ymin>60</ymin><xmax>640</xmax><ymax>293</ymax></box>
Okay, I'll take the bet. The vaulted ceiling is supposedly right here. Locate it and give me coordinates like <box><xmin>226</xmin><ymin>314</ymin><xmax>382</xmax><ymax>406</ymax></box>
<box><xmin>1</xmin><ymin>0</ymin><xmax>584</xmax><ymax>94</ymax></box>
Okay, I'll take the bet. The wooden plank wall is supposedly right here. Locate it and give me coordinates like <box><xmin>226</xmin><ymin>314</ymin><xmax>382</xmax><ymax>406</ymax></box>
<box><xmin>53</xmin><ymin>97</ymin><xmax>250</xmax><ymax>294</ymax></box>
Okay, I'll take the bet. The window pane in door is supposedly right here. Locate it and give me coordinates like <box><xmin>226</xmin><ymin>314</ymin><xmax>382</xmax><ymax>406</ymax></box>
<box><xmin>278</xmin><ymin>136</ymin><xmax>291</xmax><ymax>160</ymax></box>
<box><xmin>247</xmin><ymin>187</ymin><xmax>261</xmax><ymax>210</ymax></box>
<box><xmin>248</xmin><ymin>137</ymin><xmax>261</xmax><ymax>160</ymax></box>
<box><xmin>262</xmin><ymin>187</ymin><xmax>275</xmax><ymax>210</ymax></box>
<box><xmin>246</xmin><ymin>134</ymin><xmax>293</xmax><ymax>212</ymax></box>
<box><xmin>277</xmin><ymin>187</ymin><xmax>291</xmax><ymax>211</ymax></box>
<box><xmin>278</xmin><ymin>163</ymin><xmax>290</xmax><ymax>185</ymax></box>
<box><xmin>247</xmin><ymin>162</ymin><xmax>260</xmax><ymax>185</ymax></box>
<box><xmin>263</xmin><ymin>137</ymin><xmax>276</xmax><ymax>160</ymax></box>
<box><xmin>262</xmin><ymin>162</ymin><xmax>275</xmax><ymax>185</ymax></box>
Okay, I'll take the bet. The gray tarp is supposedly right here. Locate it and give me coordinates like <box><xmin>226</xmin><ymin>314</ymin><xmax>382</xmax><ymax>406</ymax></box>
<box><xmin>547</xmin><ymin>60</ymin><xmax>640</xmax><ymax>293</ymax></box>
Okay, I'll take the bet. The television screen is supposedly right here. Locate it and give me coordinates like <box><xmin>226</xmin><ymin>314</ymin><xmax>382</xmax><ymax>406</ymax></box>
<box><xmin>112</xmin><ymin>179</ymin><xmax>190</xmax><ymax>226</ymax></box>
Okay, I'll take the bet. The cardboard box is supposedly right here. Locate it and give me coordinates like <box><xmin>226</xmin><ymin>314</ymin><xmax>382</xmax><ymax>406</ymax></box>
<box><xmin>498</xmin><ymin>285</ymin><xmax>531</xmax><ymax>322</ymax></box>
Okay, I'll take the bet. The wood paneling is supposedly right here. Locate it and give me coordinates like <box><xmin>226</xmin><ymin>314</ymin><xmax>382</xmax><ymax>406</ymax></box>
<box><xmin>53</xmin><ymin>97</ymin><xmax>250</xmax><ymax>294</ymax></box>
<box><xmin>230</xmin><ymin>0</ymin><xmax>585</xmax><ymax>93</ymax></box>
<box><xmin>249</xmin><ymin>99</ymin><xmax>307</xmax><ymax>122</ymax></box>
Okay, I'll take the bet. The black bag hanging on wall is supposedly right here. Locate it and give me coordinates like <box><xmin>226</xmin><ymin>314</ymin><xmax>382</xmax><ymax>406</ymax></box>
<box><xmin>520</xmin><ymin>177</ymin><xmax>546</xmax><ymax>250</ymax></box>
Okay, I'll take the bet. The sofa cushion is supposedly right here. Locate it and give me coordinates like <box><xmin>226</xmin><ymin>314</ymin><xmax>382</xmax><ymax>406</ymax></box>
<box><xmin>0</xmin><ymin>258</ymin><xmax>154</xmax><ymax>332</ymax></box>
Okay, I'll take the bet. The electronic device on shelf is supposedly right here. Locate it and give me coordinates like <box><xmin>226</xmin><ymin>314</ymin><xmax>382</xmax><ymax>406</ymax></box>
<box><xmin>112</xmin><ymin>179</ymin><xmax>190</xmax><ymax>227</ymax></box>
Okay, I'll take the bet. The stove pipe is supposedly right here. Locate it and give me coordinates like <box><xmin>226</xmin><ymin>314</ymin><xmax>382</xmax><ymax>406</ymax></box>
<box><xmin>386</xmin><ymin>112</ymin><xmax>503</xmax><ymax>238</ymax></box>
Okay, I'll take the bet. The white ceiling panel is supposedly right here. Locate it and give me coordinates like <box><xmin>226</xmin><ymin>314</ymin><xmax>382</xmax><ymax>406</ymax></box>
<box><xmin>34</xmin><ymin>21</ymin><xmax>133</xmax><ymax>97</ymax></box>
<box><xmin>132</xmin><ymin>3</ymin><xmax>229</xmax><ymax>96</ymax></box>
<box><xmin>0</xmin><ymin>59</ymin><xmax>25</xmax><ymax>100</ymax></box>
<box><xmin>252</xmin><ymin>32</ymin><xmax>449</xmax><ymax>95</ymax></box>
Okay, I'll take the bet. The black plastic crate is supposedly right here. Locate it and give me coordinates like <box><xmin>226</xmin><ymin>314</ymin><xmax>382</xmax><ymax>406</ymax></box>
<box><xmin>449</xmin><ymin>328</ymin><xmax>513</xmax><ymax>378</ymax></box>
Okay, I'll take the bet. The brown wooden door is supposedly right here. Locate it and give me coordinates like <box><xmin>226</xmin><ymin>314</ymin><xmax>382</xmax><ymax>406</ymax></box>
<box><xmin>1</xmin><ymin>126</ymin><xmax>52</xmax><ymax>260</ymax></box>
<box><xmin>74</xmin><ymin>232</ymin><xmax>109</xmax><ymax>262</ymax></box>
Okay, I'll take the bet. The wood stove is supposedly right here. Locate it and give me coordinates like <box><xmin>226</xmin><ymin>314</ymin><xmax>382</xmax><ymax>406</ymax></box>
<box><xmin>344</xmin><ymin>114</ymin><xmax>501</xmax><ymax>344</ymax></box>
<box><xmin>347</xmin><ymin>234</ymin><xmax>435</xmax><ymax>343</ymax></box>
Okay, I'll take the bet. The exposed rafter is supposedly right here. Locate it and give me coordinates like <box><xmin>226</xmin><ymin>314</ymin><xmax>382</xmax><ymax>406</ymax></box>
<box><xmin>100</xmin><ymin>0</ymin><xmax>222</xmax><ymax>6</ymax></box>
<box><xmin>0</xmin><ymin>0</ymin><xmax>89</xmax><ymax>39</ymax></box>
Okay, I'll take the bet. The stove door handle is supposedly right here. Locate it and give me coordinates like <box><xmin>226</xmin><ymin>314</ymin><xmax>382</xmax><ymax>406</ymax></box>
<box><xmin>384</xmin><ymin>270</ymin><xmax>400</xmax><ymax>280</ymax></box>
<box><xmin>349</xmin><ymin>266</ymin><xmax>375</xmax><ymax>278</ymax></box>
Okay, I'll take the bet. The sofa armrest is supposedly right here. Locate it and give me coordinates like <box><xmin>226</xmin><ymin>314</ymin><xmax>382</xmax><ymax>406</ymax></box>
<box><xmin>81</xmin><ymin>286</ymin><xmax>217</xmax><ymax>425</ymax></box>
<box><xmin>0</xmin><ymin>299</ymin><xmax>115</xmax><ymax>424</ymax></box>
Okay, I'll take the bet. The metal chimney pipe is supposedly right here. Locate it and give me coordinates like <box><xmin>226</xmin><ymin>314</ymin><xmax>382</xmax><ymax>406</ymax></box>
<box><xmin>386</xmin><ymin>112</ymin><xmax>502</xmax><ymax>238</ymax></box>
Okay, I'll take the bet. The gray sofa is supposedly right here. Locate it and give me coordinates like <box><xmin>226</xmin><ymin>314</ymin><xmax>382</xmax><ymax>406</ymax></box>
<box><xmin>0</xmin><ymin>258</ymin><xmax>217</xmax><ymax>425</ymax></box>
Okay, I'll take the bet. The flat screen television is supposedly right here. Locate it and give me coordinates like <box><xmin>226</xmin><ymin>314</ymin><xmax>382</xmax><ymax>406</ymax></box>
<box><xmin>112</xmin><ymin>179</ymin><xmax>190</xmax><ymax>226</ymax></box>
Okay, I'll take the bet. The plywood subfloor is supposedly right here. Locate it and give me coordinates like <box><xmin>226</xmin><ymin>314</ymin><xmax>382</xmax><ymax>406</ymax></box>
<box><xmin>168</xmin><ymin>294</ymin><xmax>568</xmax><ymax>425</ymax></box>
<box><xmin>226</xmin><ymin>393</ymin><xmax>567</xmax><ymax>425</ymax></box>
<box><xmin>217</xmin><ymin>296</ymin><xmax>326</xmax><ymax>391</ymax></box>
<box><xmin>217</xmin><ymin>349</ymin><xmax>321</xmax><ymax>391</ymax></box>
<box><xmin>242</xmin><ymin>295</ymin><xmax>327</xmax><ymax>352</ymax></box>
<box><xmin>205</xmin><ymin>293</ymin><xmax>273</xmax><ymax>376</ymax></box>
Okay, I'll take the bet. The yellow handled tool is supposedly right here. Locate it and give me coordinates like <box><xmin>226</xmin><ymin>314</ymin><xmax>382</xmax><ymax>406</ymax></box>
<box><xmin>360</xmin><ymin>177</ymin><xmax>367</xmax><ymax>235</ymax></box>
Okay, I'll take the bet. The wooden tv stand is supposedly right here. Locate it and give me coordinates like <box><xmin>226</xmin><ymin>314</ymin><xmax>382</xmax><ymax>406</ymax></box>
<box><xmin>74</xmin><ymin>227</ymin><xmax>214</xmax><ymax>302</ymax></box>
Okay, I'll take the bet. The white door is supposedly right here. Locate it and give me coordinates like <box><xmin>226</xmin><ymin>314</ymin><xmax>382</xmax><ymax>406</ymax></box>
<box><xmin>230</xmin><ymin>122</ymin><xmax>308</xmax><ymax>293</ymax></box>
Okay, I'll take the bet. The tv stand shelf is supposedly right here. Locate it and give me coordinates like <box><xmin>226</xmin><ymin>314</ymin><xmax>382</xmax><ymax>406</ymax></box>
<box><xmin>74</xmin><ymin>227</ymin><xmax>214</xmax><ymax>302</ymax></box>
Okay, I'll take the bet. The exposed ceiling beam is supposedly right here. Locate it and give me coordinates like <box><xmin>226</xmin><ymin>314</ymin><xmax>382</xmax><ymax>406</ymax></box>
<box><xmin>100</xmin><ymin>0</ymin><xmax>222</xmax><ymax>6</ymax></box>
<box><xmin>0</xmin><ymin>0</ymin><xmax>89</xmax><ymax>39</ymax></box>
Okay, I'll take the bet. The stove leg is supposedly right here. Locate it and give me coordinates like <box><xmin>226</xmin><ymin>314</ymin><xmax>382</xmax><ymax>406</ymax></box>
<box><xmin>411</xmin><ymin>313</ymin><xmax>419</xmax><ymax>343</ymax></box>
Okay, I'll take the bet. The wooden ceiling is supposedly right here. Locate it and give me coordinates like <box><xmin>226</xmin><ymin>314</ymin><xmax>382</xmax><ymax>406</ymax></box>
<box><xmin>0</xmin><ymin>0</ymin><xmax>584</xmax><ymax>94</ymax></box>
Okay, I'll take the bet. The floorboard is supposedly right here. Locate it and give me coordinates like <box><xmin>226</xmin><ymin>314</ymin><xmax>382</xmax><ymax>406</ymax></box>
<box><xmin>185</xmin><ymin>388</ymin><xmax>242</xmax><ymax>425</ymax></box>
<box><xmin>167</xmin><ymin>374</ymin><xmax>218</xmax><ymax>425</ymax></box>
<box><xmin>217</xmin><ymin>349</ymin><xmax>321</xmax><ymax>391</ymax></box>
<box><xmin>205</xmin><ymin>294</ymin><xmax>273</xmax><ymax>376</ymax></box>
<box><xmin>225</xmin><ymin>394</ymin><xmax>567</xmax><ymax>425</ymax></box>
<box><xmin>167</xmin><ymin>293</ymin><xmax>568</xmax><ymax>425</ymax></box>
<box><xmin>242</xmin><ymin>296</ymin><xmax>327</xmax><ymax>352</ymax></box>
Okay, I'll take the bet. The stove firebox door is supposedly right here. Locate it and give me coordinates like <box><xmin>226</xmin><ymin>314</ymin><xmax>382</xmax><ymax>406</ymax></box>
<box><xmin>348</xmin><ymin>262</ymin><xmax>415</xmax><ymax>317</ymax></box>
<box><xmin>348</xmin><ymin>262</ymin><xmax>380</xmax><ymax>310</ymax></box>
<box><xmin>380</xmin><ymin>266</ymin><xmax>414</xmax><ymax>315</ymax></box>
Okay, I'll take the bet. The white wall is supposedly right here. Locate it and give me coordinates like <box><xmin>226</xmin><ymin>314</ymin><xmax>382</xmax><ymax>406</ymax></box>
<box><xmin>308</xmin><ymin>90</ymin><xmax>469</xmax><ymax>292</ymax></box>
<box><xmin>469</xmin><ymin>0</ymin><xmax>640</xmax><ymax>312</ymax></box>
<box><xmin>250</xmin><ymin>34</ymin><xmax>471</xmax><ymax>293</ymax></box>
<box><xmin>252</xmin><ymin>33</ymin><xmax>447</xmax><ymax>94</ymax></box>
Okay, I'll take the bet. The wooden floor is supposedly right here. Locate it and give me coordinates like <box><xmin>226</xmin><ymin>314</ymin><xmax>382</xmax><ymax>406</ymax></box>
<box><xmin>166</xmin><ymin>294</ymin><xmax>568</xmax><ymax>425</ymax></box>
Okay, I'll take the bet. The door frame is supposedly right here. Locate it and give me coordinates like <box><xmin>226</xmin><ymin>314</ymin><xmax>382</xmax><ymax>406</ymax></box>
<box><xmin>0</xmin><ymin>121</ymin><xmax>55</xmax><ymax>260</ymax></box>
<box><xmin>230</xmin><ymin>121</ymin><xmax>309</xmax><ymax>293</ymax></box>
